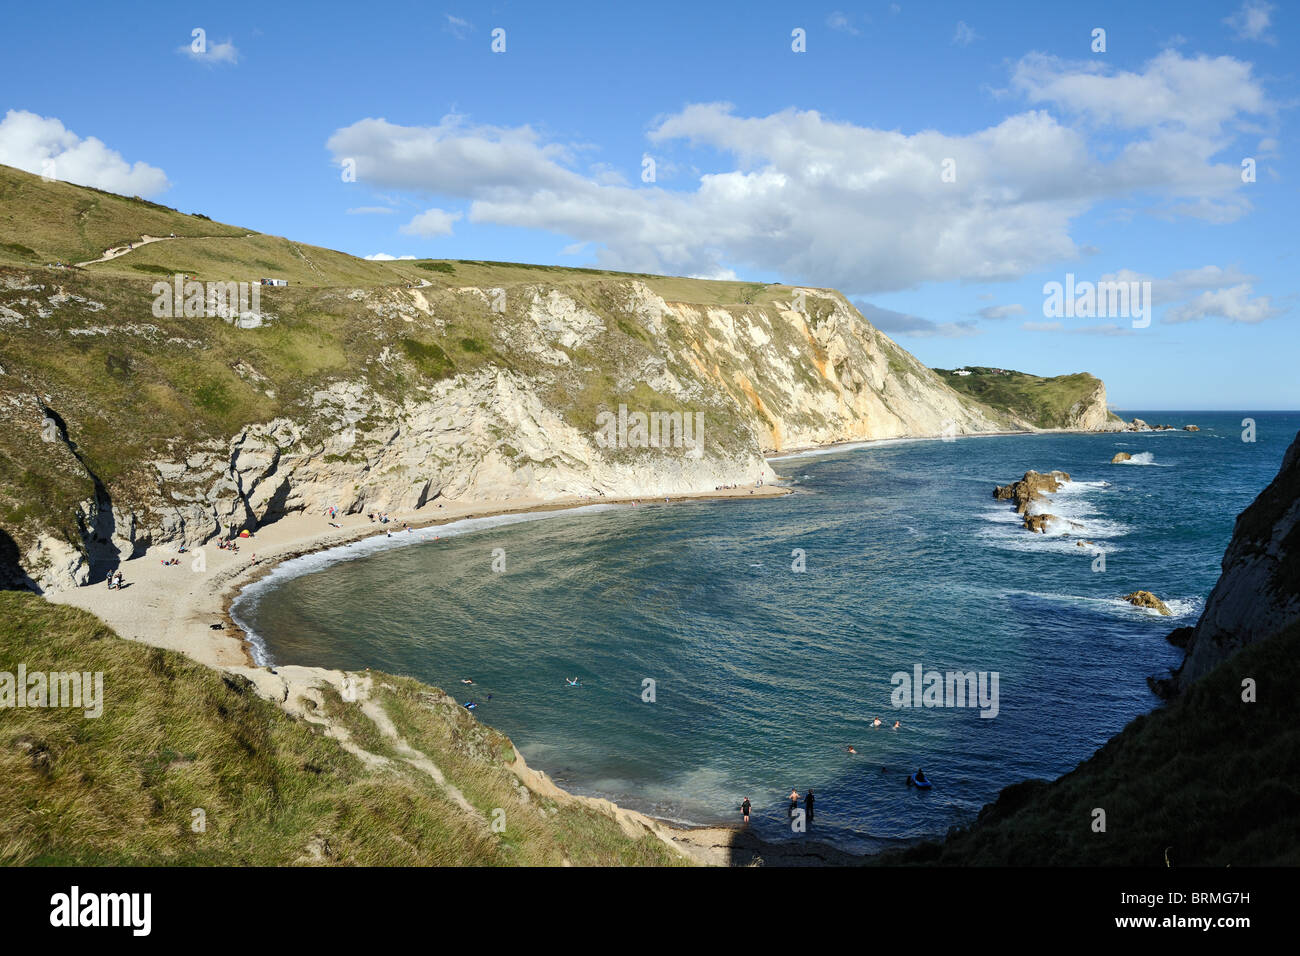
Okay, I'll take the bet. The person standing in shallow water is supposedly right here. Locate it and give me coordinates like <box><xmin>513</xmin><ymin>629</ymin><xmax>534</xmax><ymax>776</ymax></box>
<box><xmin>805</xmin><ymin>790</ymin><xmax>815</xmax><ymax>823</ymax></box>
<box><xmin>741</xmin><ymin>797</ymin><xmax>751</xmax><ymax>824</ymax></box>
<box><xmin>789</xmin><ymin>788</ymin><xmax>799</xmax><ymax>813</ymax></box>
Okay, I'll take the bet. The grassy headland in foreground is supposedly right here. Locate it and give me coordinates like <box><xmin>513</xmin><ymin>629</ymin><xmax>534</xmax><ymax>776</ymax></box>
<box><xmin>0</xmin><ymin>591</ymin><xmax>685</xmax><ymax>866</ymax></box>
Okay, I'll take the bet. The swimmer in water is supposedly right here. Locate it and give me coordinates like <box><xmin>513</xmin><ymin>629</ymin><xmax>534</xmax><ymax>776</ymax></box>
<box><xmin>872</xmin><ymin>717</ymin><xmax>882</xmax><ymax>728</ymax></box>
<box><xmin>461</xmin><ymin>679</ymin><xmax>474</xmax><ymax>685</ymax></box>
<box><xmin>846</xmin><ymin>746</ymin><xmax>857</xmax><ymax>754</ymax></box>
<box><xmin>566</xmin><ymin>677</ymin><xmax>580</xmax><ymax>686</ymax></box>
<box><xmin>893</xmin><ymin>720</ymin><xmax>901</xmax><ymax>730</ymax></box>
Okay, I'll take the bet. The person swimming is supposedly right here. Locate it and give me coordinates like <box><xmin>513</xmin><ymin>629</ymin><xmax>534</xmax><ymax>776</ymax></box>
<box><xmin>893</xmin><ymin>720</ymin><xmax>901</xmax><ymax>730</ymax></box>
<box><xmin>565</xmin><ymin>677</ymin><xmax>581</xmax><ymax>686</ymax></box>
<box><xmin>461</xmin><ymin>678</ymin><xmax>474</xmax><ymax>685</ymax></box>
<box><xmin>871</xmin><ymin>717</ymin><xmax>882</xmax><ymax>728</ymax></box>
<box><xmin>846</xmin><ymin>745</ymin><xmax>857</xmax><ymax>754</ymax></box>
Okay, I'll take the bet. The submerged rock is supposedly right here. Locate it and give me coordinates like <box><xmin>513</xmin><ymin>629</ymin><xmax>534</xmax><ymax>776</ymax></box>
<box><xmin>1123</xmin><ymin>590</ymin><xmax>1172</xmax><ymax>616</ymax></box>
<box><xmin>1184</xmin><ymin>425</ymin><xmax>1199</xmax><ymax>431</ymax></box>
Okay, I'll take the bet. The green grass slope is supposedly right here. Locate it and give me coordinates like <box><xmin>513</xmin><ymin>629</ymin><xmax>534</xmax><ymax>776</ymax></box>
<box><xmin>885</xmin><ymin>616</ymin><xmax>1300</xmax><ymax>866</ymax></box>
<box><xmin>0</xmin><ymin>165</ymin><xmax>250</xmax><ymax>267</ymax></box>
<box><xmin>0</xmin><ymin>591</ymin><xmax>684</xmax><ymax>866</ymax></box>
<box><xmin>934</xmin><ymin>367</ymin><xmax>1118</xmax><ymax>429</ymax></box>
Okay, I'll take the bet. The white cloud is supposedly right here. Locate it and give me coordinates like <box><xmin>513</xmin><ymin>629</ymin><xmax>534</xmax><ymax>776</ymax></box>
<box><xmin>178</xmin><ymin>38</ymin><xmax>239</xmax><ymax>65</ymax></box>
<box><xmin>364</xmin><ymin>253</ymin><xmax>417</xmax><ymax>260</ymax></box>
<box><xmin>324</xmin><ymin>52</ymin><xmax>1271</xmax><ymax>294</ymax></box>
<box><xmin>1165</xmin><ymin>284</ymin><xmax>1283</xmax><ymax>324</ymax></box>
<box><xmin>0</xmin><ymin>109</ymin><xmax>169</xmax><ymax>197</ymax></box>
<box><xmin>978</xmin><ymin>303</ymin><xmax>1025</xmax><ymax>320</ymax></box>
<box><xmin>1095</xmin><ymin>265</ymin><xmax>1283</xmax><ymax>324</ymax></box>
<box><xmin>400</xmin><ymin>207</ymin><xmax>463</xmax><ymax>237</ymax></box>
<box><xmin>1012</xmin><ymin>50</ymin><xmax>1267</xmax><ymax>136</ymax></box>
<box><xmin>1224</xmin><ymin>1</ymin><xmax>1275</xmax><ymax>43</ymax></box>
<box><xmin>346</xmin><ymin>206</ymin><xmax>396</xmax><ymax>215</ymax></box>
<box><xmin>952</xmin><ymin>21</ymin><xmax>978</xmax><ymax>46</ymax></box>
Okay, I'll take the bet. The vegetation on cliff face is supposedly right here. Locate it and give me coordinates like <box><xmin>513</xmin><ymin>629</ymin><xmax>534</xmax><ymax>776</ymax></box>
<box><xmin>934</xmin><ymin>367</ymin><xmax>1120</xmax><ymax>429</ymax></box>
<box><xmin>0</xmin><ymin>162</ymin><xmax>1035</xmax><ymax>588</ymax></box>
<box><xmin>0</xmin><ymin>591</ymin><xmax>684</xmax><ymax>866</ymax></box>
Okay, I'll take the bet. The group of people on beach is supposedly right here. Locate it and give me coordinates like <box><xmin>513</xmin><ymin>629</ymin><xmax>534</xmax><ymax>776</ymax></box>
<box><xmin>105</xmin><ymin>570</ymin><xmax>125</xmax><ymax>590</ymax></box>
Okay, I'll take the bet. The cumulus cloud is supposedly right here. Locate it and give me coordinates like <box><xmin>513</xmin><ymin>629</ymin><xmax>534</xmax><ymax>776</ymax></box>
<box><xmin>1224</xmin><ymin>1</ymin><xmax>1275</xmax><ymax>43</ymax></box>
<box><xmin>1165</xmin><ymin>284</ymin><xmax>1283</xmax><ymax>324</ymax></box>
<box><xmin>1077</xmin><ymin>265</ymin><xmax>1284</xmax><ymax>325</ymax></box>
<box><xmin>363</xmin><ymin>253</ymin><xmax>417</xmax><ymax>260</ymax></box>
<box><xmin>856</xmin><ymin>301</ymin><xmax>982</xmax><ymax>338</ymax></box>
<box><xmin>978</xmin><ymin>303</ymin><xmax>1025</xmax><ymax>320</ymax></box>
<box><xmin>1011</xmin><ymin>50</ymin><xmax>1267</xmax><ymax>135</ymax></box>
<box><xmin>324</xmin><ymin>51</ymin><xmax>1270</xmax><ymax>294</ymax></box>
<box><xmin>400</xmin><ymin>207</ymin><xmax>463</xmax><ymax>237</ymax></box>
<box><xmin>0</xmin><ymin>109</ymin><xmax>169</xmax><ymax>197</ymax></box>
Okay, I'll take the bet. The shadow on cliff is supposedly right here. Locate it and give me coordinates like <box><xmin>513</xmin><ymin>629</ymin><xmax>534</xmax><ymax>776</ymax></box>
<box><xmin>0</xmin><ymin>527</ymin><xmax>41</xmax><ymax>593</ymax></box>
<box><xmin>41</xmin><ymin>405</ymin><xmax>123</xmax><ymax>583</ymax></box>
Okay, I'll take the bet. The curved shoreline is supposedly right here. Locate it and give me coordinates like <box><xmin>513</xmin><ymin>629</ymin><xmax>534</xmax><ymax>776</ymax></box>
<box><xmin>42</xmin><ymin>426</ymin><xmax>1130</xmax><ymax>863</ymax></box>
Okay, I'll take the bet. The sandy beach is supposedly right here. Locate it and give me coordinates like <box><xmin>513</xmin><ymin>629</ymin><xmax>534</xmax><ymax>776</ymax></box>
<box><xmin>43</xmin><ymin>483</ymin><xmax>839</xmax><ymax>865</ymax></box>
<box><xmin>46</xmin><ymin>485</ymin><xmax>789</xmax><ymax>670</ymax></box>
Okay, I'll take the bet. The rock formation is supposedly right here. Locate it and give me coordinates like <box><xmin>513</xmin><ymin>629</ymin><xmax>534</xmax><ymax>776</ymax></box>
<box><xmin>1123</xmin><ymin>590</ymin><xmax>1171</xmax><ymax>615</ymax></box>
<box><xmin>1024</xmin><ymin>513</ymin><xmax>1056</xmax><ymax>534</ymax></box>
<box><xmin>1110</xmin><ymin>452</ymin><xmax>1132</xmax><ymax>464</ymax></box>
<box><xmin>1150</xmin><ymin>430</ymin><xmax>1300</xmax><ymax>697</ymax></box>
<box><xmin>993</xmin><ymin>470</ymin><xmax>1071</xmax><ymax>515</ymax></box>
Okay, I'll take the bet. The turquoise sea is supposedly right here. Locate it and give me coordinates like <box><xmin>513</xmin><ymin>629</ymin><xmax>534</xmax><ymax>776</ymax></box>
<box><xmin>232</xmin><ymin>411</ymin><xmax>1298</xmax><ymax>853</ymax></box>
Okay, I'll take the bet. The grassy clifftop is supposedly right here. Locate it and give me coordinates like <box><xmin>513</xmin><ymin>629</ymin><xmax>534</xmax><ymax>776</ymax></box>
<box><xmin>934</xmin><ymin>367</ymin><xmax>1118</xmax><ymax>429</ymax></box>
<box><xmin>0</xmin><ymin>591</ymin><xmax>684</xmax><ymax>865</ymax></box>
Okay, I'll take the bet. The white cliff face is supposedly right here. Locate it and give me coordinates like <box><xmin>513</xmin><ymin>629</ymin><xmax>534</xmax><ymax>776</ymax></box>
<box><xmin>1154</xmin><ymin>431</ymin><xmax>1300</xmax><ymax>695</ymax></box>
<box><xmin>11</xmin><ymin>277</ymin><xmax>1103</xmax><ymax>592</ymax></box>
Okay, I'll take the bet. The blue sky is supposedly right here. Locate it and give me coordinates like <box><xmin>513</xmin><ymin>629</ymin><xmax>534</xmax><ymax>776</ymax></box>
<box><xmin>1</xmin><ymin>0</ymin><xmax>1295</xmax><ymax>409</ymax></box>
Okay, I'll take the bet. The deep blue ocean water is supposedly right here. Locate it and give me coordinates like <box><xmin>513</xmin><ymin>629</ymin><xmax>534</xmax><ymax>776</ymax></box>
<box><xmin>233</xmin><ymin>411</ymin><xmax>1298</xmax><ymax>853</ymax></box>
